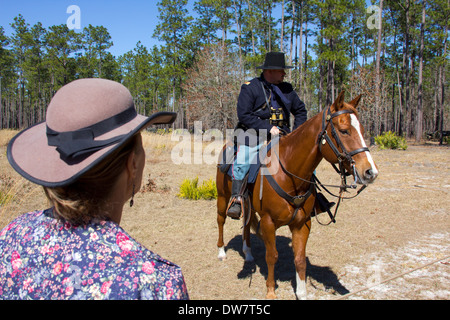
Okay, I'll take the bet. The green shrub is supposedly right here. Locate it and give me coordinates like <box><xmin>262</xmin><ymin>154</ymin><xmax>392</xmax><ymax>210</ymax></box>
<box><xmin>375</xmin><ymin>131</ymin><xmax>408</xmax><ymax>150</ymax></box>
<box><xmin>178</xmin><ymin>177</ymin><xmax>217</xmax><ymax>200</ymax></box>
<box><xmin>178</xmin><ymin>177</ymin><xmax>200</xmax><ymax>200</ymax></box>
<box><xmin>197</xmin><ymin>178</ymin><xmax>218</xmax><ymax>200</ymax></box>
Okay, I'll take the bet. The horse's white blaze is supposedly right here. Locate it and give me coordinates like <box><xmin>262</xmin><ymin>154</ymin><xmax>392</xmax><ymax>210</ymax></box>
<box><xmin>350</xmin><ymin>114</ymin><xmax>378</xmax><ymax>176</ymax></box>
<box><xmin>295</xmin><ymin>273</ymin><xmax>307</xmax><ymax>300</ymax></box>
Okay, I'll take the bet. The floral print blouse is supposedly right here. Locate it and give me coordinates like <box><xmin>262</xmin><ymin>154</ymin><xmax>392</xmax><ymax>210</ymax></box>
<box><xmin>0</xmin><ymin>209</ymin><xmax>189</xmax><ymax>300</ymax></box>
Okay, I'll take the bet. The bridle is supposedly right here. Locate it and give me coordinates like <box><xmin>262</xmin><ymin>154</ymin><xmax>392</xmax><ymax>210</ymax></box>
<box><xmin>317</xmin><ymin>105</ymin><xmax>370</xmax><ymax>192</ymax></box>
<box><xmin>261</xmin><ymin>105</ymin><xmax>371</xmax><ymax>226</ymax></box>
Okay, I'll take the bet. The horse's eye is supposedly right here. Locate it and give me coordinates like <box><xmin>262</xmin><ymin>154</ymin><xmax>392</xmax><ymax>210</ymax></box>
<box><xmin>340</xmin><ymin>129</ymin><xmax>350</xmax><ymax>135</ymax></box>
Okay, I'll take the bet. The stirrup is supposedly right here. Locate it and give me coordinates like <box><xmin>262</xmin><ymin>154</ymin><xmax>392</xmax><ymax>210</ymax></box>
<box><xmin>226</xmin><ymin>196</ymin><xmax>243</xmax><ymax>220</ymax></box>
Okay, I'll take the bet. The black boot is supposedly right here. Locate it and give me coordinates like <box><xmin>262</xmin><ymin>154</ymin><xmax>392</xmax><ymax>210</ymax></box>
<box><xmin>227</xmin><ymin>180</ymin><xmax>244</xmax><ymax>219</ymax></box>
<box><xmin>312</xmin><ymin>192</ymin><xmax>336</xmax><ymax>217</ymax></box>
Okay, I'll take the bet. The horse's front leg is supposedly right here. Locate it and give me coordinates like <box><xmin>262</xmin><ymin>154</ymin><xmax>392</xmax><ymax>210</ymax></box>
<box><xmin>261</xmin><ymin>214</ymin><xmax>278</xmax><ymax>299</ymax></box>
<box><xmin>290</xmin><ymin>217</ymin><xmax>311</xmax><ymax>300</ymax></box>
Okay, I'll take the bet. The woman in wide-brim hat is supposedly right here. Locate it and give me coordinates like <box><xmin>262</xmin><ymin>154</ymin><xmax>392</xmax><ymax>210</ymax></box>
<box><xmin>0</xmin><ymin>78</ymin><xmax>189</xmax><ymax>300</ymax></box>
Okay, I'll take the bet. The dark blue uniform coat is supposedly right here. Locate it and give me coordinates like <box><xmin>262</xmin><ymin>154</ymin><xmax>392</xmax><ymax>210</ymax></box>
<box><xmin>236</xmin><ymin>74</ymin><xmax>307</xmax><ymax>146</ymax></box>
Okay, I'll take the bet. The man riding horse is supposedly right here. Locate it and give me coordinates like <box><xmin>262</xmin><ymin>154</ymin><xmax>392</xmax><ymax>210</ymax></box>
<box><xmin>227</xmin><ymin>52</ymin><xmax>334</xmax><ymax>218</ymax></box>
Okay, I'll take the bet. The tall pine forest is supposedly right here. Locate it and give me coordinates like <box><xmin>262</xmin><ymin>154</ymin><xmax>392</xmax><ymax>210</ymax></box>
<box><xmin>0</xmin><ymin>0</ymin><xmax>448</xmax><ymax>142</ymax></box>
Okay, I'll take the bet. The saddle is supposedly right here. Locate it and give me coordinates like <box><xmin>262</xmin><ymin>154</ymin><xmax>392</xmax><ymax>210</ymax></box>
<box><xmin>218</xmin><ymin>140</ymin><xmax>275</xmax><ymax>184</ymax></box>
<box><xmin>218</xmin><ymin>139</ymin><xmax>336</xmax><ymax>224</ymax></box>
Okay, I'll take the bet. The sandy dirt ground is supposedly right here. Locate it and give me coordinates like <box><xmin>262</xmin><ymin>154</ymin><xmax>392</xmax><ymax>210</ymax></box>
<box><xmin>0</xmin><ymin>132</ymin><xmax>448</xmax><ymax>300</ymax></box>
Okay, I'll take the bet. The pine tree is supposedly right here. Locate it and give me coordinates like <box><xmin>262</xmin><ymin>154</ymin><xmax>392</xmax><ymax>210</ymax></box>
<box><xmin>81</xmin><ymin>24</ymin><xmax>113</xmax><ymax>78</ymax></box>
<box><xmin>154</xmin><ymin>0</ymin><xmax>194</xmax><ymax>117</ymax></box>
<box><xmin>44</xmin><ymin>24</ymin><xmax>81</xmax><ymax>88</ymax></box>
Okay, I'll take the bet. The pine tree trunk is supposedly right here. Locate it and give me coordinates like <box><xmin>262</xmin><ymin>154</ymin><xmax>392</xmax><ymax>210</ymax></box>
<box><xmin>416</xmin><ymin>3</ymin><xmax>425</xmax><ymax>142</ymax></box>
<box><xmin>375</xmin><ymin>0</ymin><xmax>383</xmax><ymax>137</ymax></box>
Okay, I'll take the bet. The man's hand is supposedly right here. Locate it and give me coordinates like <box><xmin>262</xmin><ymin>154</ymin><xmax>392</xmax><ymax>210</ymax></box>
<box><xmin>270</xmin><ymin>126</ymin><xmax>280</xmax><ymax>136</ymax></box>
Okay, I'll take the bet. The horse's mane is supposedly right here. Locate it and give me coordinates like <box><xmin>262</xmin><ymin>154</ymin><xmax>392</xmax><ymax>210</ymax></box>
<box><xmin>281</xmin><ymin>109</ymin><xmax>323</xmax><ymax>143</ymax></box>
<box><xmin>282</xmin><ymin>102</ymin><xmax>359</xmax><ymax>143</ymax></box>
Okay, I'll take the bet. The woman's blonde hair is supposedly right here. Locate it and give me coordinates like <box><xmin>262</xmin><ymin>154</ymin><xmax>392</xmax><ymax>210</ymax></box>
<box><xmin>44</xmin><ymin>135</ymin><xmax>140</xmax><ymax>225</ymax></box>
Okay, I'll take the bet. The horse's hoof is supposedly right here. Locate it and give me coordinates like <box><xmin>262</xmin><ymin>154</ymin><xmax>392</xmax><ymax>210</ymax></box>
<box><xmin>265</xmin><ymin>291</ymin><xmax>277</xmax><ymax>300</ymax></box>
<box><xmin>218</xmin><ymin>246</ymin><xmax>227</xmax><ymax>261</ymax></box>
<box><xmin>243</xmin><ymin>242</ymin><xmax>254</xmax><ymax>262</ymax></box>
<box><xmin>295</xmin><ymin>275</ymin><xmax>307</xmax><ymax>300</ymax></box>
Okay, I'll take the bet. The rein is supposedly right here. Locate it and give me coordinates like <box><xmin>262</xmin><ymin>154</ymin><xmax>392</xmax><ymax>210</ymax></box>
<box><xmin>262</xmin><ymin>105</ymin><xmax>369</xmax><ymax>225</ymax></box>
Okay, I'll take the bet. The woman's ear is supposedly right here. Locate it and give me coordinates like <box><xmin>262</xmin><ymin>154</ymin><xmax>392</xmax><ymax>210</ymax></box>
<box><xmin>126</xmin><ymin>150</ymin><xmax>137</xmax><ymax>184</ymax></box>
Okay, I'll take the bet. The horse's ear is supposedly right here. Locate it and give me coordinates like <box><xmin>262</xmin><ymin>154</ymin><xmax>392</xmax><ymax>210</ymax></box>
<box><xmin>331</xmin><ymin>90</ymin><xmax>346</xmax><ymax>112</ymax></box>
<box><xmin>349</xmin><ymin>94</ymin><xmax>362</xmax><ymax>108</ymax></box>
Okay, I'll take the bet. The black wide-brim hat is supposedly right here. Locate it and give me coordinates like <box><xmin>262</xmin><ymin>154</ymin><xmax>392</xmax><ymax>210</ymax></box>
<box><xmin>7</xmin><ymin>78</ymin><xmax>176</xmax><ymax>187</ymax></box>
<box><xmin>256</xmin><ymin>52</ymin><xmax>294</xmax><ymax>69</ymax></box>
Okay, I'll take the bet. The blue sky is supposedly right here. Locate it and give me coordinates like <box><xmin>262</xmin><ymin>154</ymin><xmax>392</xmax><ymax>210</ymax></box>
<box><xmin>1</xmin><ymin>1</ymin><xmax>297</xmax><ymax>59</ymax></box>
<box><xmin>0</xmin><ymin>0</ymin><xmax>183</xmax><ymax>57</ymax></box>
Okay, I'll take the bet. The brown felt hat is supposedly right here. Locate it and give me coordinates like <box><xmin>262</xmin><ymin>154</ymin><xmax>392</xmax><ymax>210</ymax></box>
<box><xmin>7</xmin><ymin>78</ymin><xmax>176</xmax><ymax>187</ymax></box>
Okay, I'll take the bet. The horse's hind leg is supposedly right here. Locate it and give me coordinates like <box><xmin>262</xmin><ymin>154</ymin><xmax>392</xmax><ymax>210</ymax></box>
<box><xmin>242</xmin><ymin>209</ymin><xmax>254</xmax><ymax>262</ymax></box>
<box><xmin>217</xmin><ymin>194</ymin><xmax>228</xmax><ymax>261</ymax></box>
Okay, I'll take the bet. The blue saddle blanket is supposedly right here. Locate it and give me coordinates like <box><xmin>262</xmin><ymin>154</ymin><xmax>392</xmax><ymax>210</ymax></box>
<box><xmin>220</xmin><ymin>139</ymin><xmax>277</xmax><ymax>184</ymax></box>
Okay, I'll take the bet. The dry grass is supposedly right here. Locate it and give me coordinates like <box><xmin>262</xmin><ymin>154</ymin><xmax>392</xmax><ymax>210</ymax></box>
<box><xmin>0</xmin><ymin>130</ymin><xmax>449</xmax><ymax>300</ymax></box>
<box><xmin>0</xmin><ymin>129</ymin><xmax>19</xmax><ymax>147</ymax></box>
<box><xmin>0</xmin><ymin>134</ymin><xmax>47</xmax><ymax>227</ymax></box>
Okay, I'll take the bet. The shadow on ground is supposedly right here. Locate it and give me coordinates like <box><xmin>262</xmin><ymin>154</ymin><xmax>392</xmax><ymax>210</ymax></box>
<box><xmin>225</xmin><ymin>234</ymin><xmax>349</xmax><ymax>297</ymax></box>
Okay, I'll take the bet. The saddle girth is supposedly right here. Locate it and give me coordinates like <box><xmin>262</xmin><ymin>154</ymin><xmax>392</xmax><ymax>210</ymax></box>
<box><xmin>261</xmin><ymin>168</ymin><xmax>315</xmax><ymax>226</ymax></box>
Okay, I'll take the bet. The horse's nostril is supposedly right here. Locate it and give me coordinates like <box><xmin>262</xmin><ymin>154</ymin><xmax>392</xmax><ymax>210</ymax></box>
<box><xmin>365</xmin><ymin>169</ymin><xmax>377</xmax><ymax>181</ymax></box>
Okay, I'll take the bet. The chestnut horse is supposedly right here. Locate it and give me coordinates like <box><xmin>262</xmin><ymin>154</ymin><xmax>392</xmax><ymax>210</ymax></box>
<box><xmin>216</xmin><ymin>91</ymin><xmax>378</xmax><ymax>299</ymax></box>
